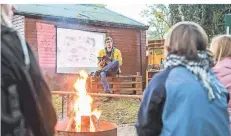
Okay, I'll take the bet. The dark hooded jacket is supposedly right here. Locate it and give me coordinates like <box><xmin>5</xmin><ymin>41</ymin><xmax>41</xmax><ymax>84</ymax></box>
<box><xmin>1</xmin><ymin>24</ymin><xmax>57</xmax><ymax>136</ymax></box>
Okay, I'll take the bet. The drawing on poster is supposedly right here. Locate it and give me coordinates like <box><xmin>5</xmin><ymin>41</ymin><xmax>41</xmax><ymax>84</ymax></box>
<box><xmin>56</xmin><ymin>28</ymin><xmax>105</xmax><ymax>73</ymax></box>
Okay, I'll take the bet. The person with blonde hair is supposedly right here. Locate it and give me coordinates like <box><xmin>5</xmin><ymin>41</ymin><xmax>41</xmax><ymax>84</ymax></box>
<box><xmin>1</xmin><ymin>4</ymin><xmax>57</xmax><ymax>136</ymax></box>
<box><xmin>136</xmin><ymin>21</ymin><xmax>230</xmax><ymax>136</ymax></box>
<box><xmin>95</xmin><ymin>37</ymin><xmax>122</xmax><ymax>94</ymax></box>
<box><xmin>210</xmin><ymin>35</ymin><xmax>231</xmax><ymax>104</ymax></box>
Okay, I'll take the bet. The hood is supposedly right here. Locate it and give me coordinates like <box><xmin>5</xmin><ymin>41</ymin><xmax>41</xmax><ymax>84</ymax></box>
<box><xmin>1</xmin><ymin>24</ymin><xmax>14</xmax><ymax>33</ymax></box>
<box><xmin>213</xmin><ymin>57</ymin><xmax>231</xmax><ymax>92</ymax></box>
<box><xmin>214</xmin><ymin>57</ymin><xmax>231</xmax><ymax>70</ymax></box>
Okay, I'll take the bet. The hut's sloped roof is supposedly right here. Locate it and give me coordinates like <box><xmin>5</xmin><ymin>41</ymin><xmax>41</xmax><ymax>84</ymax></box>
<box><xmin>15</xmin><ymin>4</ymin><xmax>149</xmax><ymax>29</ymax></box>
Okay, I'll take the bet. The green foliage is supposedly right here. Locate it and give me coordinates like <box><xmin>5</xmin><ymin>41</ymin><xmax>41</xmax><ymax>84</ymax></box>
<box><xmin>168</xmin><ymin>4</ymin><xmax>182</xmax><ymax>25</ymax></box>
<box><xmin>169</xmin><ymin>4</ymin><xmax>231</xmax><ymax>40</ymax></box>
<box><xmin>143</xmin><ymin>4</ymin><xmax>231</xmax><ymax>40</ymax></box>
<box><xmin>141</xmin><ymin>4</ymin><xmax>170</xmax><ymax>40</ymax></box>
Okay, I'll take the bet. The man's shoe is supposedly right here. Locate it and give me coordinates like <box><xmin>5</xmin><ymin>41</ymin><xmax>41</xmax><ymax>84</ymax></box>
<box><xmin>103</xmin><ymin>90</ymin><xmax>113</xmax><ymax>102</ymax></box>
<box><xmin>105</xmin><ymin>90</ymin><xmax>113</xmax><ymax>94</ymax></box>
<box><xmin>103</xmin><ymin>97</ymin><xmax>112</xmax><ymax>102</ymax></box>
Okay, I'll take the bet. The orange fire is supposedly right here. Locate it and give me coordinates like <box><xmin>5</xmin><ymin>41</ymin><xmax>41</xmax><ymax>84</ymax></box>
<box><xmin>73</xmin><ymin>70</ymin><xmax>101</xmax><ymax>132</ymax></box>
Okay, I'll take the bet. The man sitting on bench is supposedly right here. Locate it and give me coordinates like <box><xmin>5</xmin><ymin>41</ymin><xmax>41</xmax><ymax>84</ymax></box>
<box><xmin>95</xmin><ymin>37</ymin><xmax>122</xmax><ymax>94</ymax></box>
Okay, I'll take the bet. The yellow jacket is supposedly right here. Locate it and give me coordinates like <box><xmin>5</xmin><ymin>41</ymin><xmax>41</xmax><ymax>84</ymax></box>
<box><xmin>98</xmin><ymin>47</ymin><xmax>122</xmax><ymax>71</ymax></box>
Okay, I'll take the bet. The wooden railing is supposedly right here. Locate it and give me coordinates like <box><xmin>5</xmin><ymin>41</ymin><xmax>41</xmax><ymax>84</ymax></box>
<box><xmin>89</xmin><ymin>75</ymin><xmax>143</xmax><ymax>95</ymax></box>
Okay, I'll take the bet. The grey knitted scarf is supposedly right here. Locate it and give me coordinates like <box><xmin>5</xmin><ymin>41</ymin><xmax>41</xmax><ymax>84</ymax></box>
<box><xmin>163</xmin><ymin>50</ymin><xmax>224</xmax><ymax>101</ymax></box>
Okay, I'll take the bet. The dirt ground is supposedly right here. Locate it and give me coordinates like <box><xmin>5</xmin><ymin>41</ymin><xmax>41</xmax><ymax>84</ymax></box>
<box><xmin>118</xmin><ymin>124</ymin><xmax>137</xmax><ymax>136</ymax></box>
<box><xmin>53</xmin><ymin>95</ymin><xmax>140</xmax><ymax>136</ymax></box>
<box><xmin>97</xmin><ymin>97</ymin><xmax>139</xmax><ymax>136</ymax></box>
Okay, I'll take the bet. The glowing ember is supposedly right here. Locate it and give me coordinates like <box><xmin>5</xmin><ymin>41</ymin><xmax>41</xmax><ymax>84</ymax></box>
<box><xmin>73</xmin><ymin>70</ymin><xmax>101</xmax><ymax>132</ymax></box>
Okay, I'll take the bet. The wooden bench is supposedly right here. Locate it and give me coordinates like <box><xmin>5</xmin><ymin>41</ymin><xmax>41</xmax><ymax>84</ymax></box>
<box><xmin>89</xmin><ymin>75</ymin><xmax>143</xmax><ymax>95</ymax></box>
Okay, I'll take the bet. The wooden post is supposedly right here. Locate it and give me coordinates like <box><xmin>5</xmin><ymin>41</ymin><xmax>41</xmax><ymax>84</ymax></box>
<box><xmin>67</xmin><ymin>95</ymin><xmax>74</xmax><ymax>117</ymax></box>
<box><xmin>112</xmin><ymin>77</ymin><xmax>120</xmax><ymax>94</ymax></box>
<box><xmin>81</xmin><ymin>116</ymin><xmax>90</xmax><ymax>132</ymax></box>
<box><xmin>108</xmin><ymin>77</ymin><xmax>113</xmax><ymax>93</ymax></box>
<box><xmin>132</xmin><ymin>76</ymin><xmax>136</xmax><ymax>94</ymax></box>
<box><xmin>91</xmin><ymin>77</ymin><xmax>98</xmax><ymax>93</ymax></box>
<box><xmin>65</xmin><ymin>116</ymin><xmax>74</xmax><ymax>131</ymax></box>
<box><xmin>135</xmin><ymin>72</ymin><xmax>142</xmax><ymax>95</ymax></box>
<box><xmin>91</xmin><ymin>115</ymin><xmax>100</xmax><ymax>131</ymax></box>
<box><xmin>66</xmin><ymin>95</ymin><xmax>71</xmax><ymax>117</ymax></box>
<box><xmin>146</xmin><ymin>70</ymin><xmax>149</xmax><ymax>88</ymax></box>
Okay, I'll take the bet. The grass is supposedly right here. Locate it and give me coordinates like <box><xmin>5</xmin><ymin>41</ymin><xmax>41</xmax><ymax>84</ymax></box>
<box><xmin>52</xmin><ymin>95</ymin><xmax>63</xmax><ymax>117</ymax></box>
<box><xmin>95</xmin><ymin>97</ymin><xmax>140</xmax><ymax>124</ymax></box>
<box><xmin>52</xmin><ymin>95</ymin><xmax>140</xmax><ymax>124</ymax></box>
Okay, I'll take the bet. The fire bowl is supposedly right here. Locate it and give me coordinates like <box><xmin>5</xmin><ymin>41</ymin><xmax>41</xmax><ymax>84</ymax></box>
<box><xmin>55</xmin><ymin>119</ymin><xmax>117</xmax><ymax>136</ymax></box>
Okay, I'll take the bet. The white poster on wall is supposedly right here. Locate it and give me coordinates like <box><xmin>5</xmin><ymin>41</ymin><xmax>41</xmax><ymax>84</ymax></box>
<box><xmin>56</xmin><ymin>28</ymin><xmax>105</xmax><ymax>74</ymax></box>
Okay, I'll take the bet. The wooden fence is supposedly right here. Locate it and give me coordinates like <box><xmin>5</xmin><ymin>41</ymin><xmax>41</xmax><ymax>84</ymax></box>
<box><xmin>89</xmin><ymin>75</ymin><xmax>143</xmax><ymax>95</ymax></box>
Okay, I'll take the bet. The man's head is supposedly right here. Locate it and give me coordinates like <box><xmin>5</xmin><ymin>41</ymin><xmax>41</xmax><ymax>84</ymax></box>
<box><xmin>105</xmin><ymin>37</ymin><xmax>113</xmax><ymax>52</ymax></box>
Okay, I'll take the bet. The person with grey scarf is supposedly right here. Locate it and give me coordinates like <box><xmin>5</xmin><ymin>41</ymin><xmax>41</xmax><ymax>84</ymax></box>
<box><xmin>136</xmin><ymin>21</ymin><xmax>230</xmax><ymax>136</ymax></box>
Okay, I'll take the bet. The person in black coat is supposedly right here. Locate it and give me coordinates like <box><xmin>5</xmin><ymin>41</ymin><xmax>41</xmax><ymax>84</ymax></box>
<box><xmin>1</xmin><ymin>4</ymin><xmax>57</xmax><ymax>136</ymax></box>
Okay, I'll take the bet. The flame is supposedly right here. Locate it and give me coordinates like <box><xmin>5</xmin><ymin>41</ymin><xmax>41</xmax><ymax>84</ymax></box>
<box><xmin>73</xmin><ymin>70</ymin><xmax>101</xmax><ymax>132</ymax></box>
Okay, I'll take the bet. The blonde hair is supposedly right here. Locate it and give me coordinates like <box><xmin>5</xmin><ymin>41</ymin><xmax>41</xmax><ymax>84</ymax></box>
<box><xmin>1</xmin><ymin>4</ymin><xmax>14</xmax><ymax>27</ymax></box>
<box><xmin>210</xmin><ymin>35</ymin><xmax>231</xmax><ymax>62</ymax></box>
<box><xmin>164</xmin><ymin>21</ymin><xmax>208</xmax><ymax>60</ymax></box>
<box><xmin>105</xmin><ymin>36</ymin><xmax>113</xmax><ymax>43</ymax></box>
<box><xmin>1</xmin><ymin>4</ymin><xmax>30</xmax><ymax>65</ymax></box>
